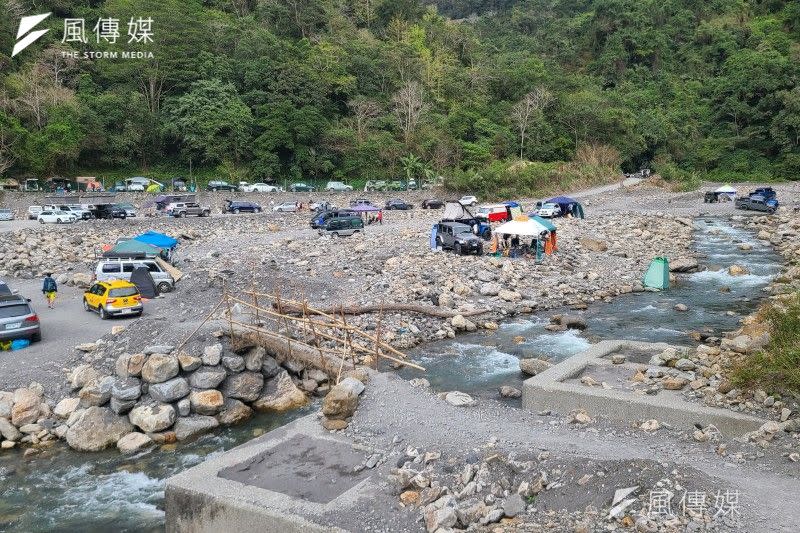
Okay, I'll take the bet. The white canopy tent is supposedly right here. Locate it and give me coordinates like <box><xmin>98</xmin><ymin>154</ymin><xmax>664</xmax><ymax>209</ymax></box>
<box><xmin>714</xmin><ymin>184</ymin><xmax>737</xmax><ymax>199</ymax></box>
<box><xmin>494</xmin><ymin>216</ymin><xmax>550</xmax><ymax>237</ymax></box>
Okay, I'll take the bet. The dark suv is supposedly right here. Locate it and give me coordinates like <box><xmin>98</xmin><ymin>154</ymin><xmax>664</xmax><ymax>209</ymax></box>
<box><xmin>0</xmin><ymin>294</ymin><xmax>41</xmax><ymax>343</ymax></box>
<box><xmin>385</xmin><ymin>199</ymin><xmax>413</xmax><ymax>210</ymax></box>
<box><xmin>310</xmin><ymin>209</ymin><xmax>358</xmax><ymax>229</ymax></box>
<box><xmin>92</xmin><ymin>204</ymin><xmax>128</xmax><ymax>220</ymax></box>
<box><xmin>434</xmin><ymin>222</ymin><xmax>483</xmax><ymax>255</ymax></box>
<box><xmin>224</xmin><ymin>200</ymin><xmax>262</xmax><ymax>214</ymax></box>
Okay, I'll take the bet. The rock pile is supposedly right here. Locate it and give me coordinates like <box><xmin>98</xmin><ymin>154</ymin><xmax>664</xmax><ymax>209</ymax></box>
<box><xmin>0</xmin><ymin>340</ymin><xmax>320</xmax><ymax>454</ymax></box>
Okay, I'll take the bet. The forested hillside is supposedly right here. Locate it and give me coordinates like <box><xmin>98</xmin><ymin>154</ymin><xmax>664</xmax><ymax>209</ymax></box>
<box><xmin>0</xmin><ymin>0</ymin><xmax>798</xmax><ymax>192</ymax></box>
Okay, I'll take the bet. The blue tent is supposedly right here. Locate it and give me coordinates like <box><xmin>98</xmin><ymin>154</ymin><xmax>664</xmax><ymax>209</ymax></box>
<box><xmin>546</xmin><ymin>196</ymin><xmax>585</xmax><ymax>219</ymax></box>
<box><xmin>134</xmin><ymin>231</ymin><xmax>179</xmax><ymax>249</ymax></box>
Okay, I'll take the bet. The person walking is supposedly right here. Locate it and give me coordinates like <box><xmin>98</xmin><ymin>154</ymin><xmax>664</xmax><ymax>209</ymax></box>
<box><xmin>42</xmin><ymin>273</ymin><xmax>57</xmax><ymax>309</ymax></box>
<box><xmin>377</xmin><ymin>210</ymin><xmax>383</xmax><ymax>225</ymax></box>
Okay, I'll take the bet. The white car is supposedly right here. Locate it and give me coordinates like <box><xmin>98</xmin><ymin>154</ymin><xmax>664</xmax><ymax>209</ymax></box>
<box><xmin>27</xmin><ymin>206</ymin><xmax>43</xmax><ymax>219</ymax></box>
<box><xmin>0</xmin><ymin>209</ymin><xmax>14</xmax><ymax>221</ymax></box>
<box><xmin>241</xmin><ymin>182</ymin><xmax>281</xmax><ymax>193</ymax></box>
<box><xmin>273</xmin><ymin>202</ymin><xmax>298</xmax><ymax>212</ymax></box>
<box><xmin>458</xmin><ymin>195</ymin><xmax>478</xmax><ymax>206</ymax></box>
<box><xmin>536</xmin><ymin>202</ymin><xmax>562</xmax><ymax>218</ymax></box>
<box><xmin>325</xmin><ymin>181</ymin><xmax>353</xmax><ymax>192</ymax></box>
<box><xmin>38</xmin><ymin>210</ymin><xmax>77</xmax><ymax>224</ymax></box>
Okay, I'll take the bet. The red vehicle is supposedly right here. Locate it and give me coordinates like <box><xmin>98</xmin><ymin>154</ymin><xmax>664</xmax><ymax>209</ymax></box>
<box><xmin>475</xmin><ymin>204</ymin><xmax>514</xmax><ymax>223</ymax></box>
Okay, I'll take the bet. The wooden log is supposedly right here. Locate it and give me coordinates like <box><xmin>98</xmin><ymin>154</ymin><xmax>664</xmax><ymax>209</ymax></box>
<box><xmin>273</xmin><ymin>301</ymin><xmax>490</xmax><ymax>319</ymax></box>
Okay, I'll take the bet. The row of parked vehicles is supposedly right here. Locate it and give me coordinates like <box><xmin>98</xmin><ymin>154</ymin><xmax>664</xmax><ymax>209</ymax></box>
<box><xmin>28</xmin><ymin>203</ymin><xmax>137</xmax><ymax>223</ymax></box>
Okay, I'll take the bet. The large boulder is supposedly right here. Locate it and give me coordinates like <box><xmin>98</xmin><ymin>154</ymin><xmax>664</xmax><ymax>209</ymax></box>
<box><xmin>244</xmin><ymin>346</ymin><xmax>265</xmax><ymax>372</ymax></box>
<box><xmin>670</xmin><ymin>257</ymin><xmax>700</xmax><ymax>273</ymax></box>
<box><xmin>128</xmin><ymin>403</ymin><xmax>176</xmax><ymax>433</ymax></box>
<box><xmin>78</xmin><ymin>376</ymin><xmax>115</xmax><ymax>407</ymax></box>
<box><xmin>11</xmin><ymin>388</ymin><xmax>42</xmax><ymax>426</ymax></box>
<box><xmin>202</xmin><ymin>344</ymin><xmax>223</xmax><ymax>366</ymax></box>
<box><xmin>117</xmin><ymin>432</ymin><xmax>153</xmax><ymax>454</ymax></box>
<box><xmin>0</xmin><ymin>391</ymin><xmax>13</xmax><ymax>418</ymax></box>
<box><xmin>177</xmin><ymin>353</ymin><xmax>202</xmax><ymax>372</ymax></box>
<box><xmin>68</xmin><ymin>364</ymin><xmax>101</xmax><ymax>390</ymax></box>
<box><xmin>65</xmin><ymin>406</ymin><xmax>134</xmax><ymax>452</ymax></box>
<box><xmin>253</xmin><ymin>370</ymin><xmax>308</xmax><ymax>412</ymax></box>
<box><xmin>174</xmin><ymin>415</ymin><xmax>219</xmax><ymax>441</ymax></box>
<box><xmin>261</xmin><ymin>356</ymin><xmax>281</xmax><ymax>378</ymax></box>
<box><xmin>54</xmin><ymin>397</ymin><xmax>81</xmax><ymax>418</ymax></box>
<box><xmin>189</xmin><ymin>390</ymin><xmax>224</xmax><ymax>415</ymax></box>
<box><xmin>557</xmin><ymin>315</ymin><xmax>587</xmax><ymax>330</ymax></box>
<box><xmin>115</xmin><ymin>353</ymin><xmax>145</xmax><ymax>378</ymax></box>
<box><xmin>222</xmin><ymin>355</ymin><xmax>245</xmax><ymax>373</ymax></box>
<box><xmin>0</xmin><ymin>417</ymin><xmax>21</xmax><ymax>441</ymax></box>
<box><xmin>188</xmin><ymin>366</ymin><xmax>227</xmax><ymax>389</ymax></box>
<box><xmin>221</xmin><ymin>372</ymin><xmax>264</xmax><ymax>402</ymax></box>
<box><xmin>71</xmin><ymin>273</ymin><xmax>93</xmax><ymax>288</ymax></box>
<box><xmin>322</xmin><ymin>380</ymin><xmax>363</xmax><ymax>420</ymax></box>
<box><xmin>148</xmin><ymin>377</ymin><xmax>190</xmax><ymax>403</ymax></box>
<box><xmin>141</xmin><ymin>354</ymin><xmax>179</xmax><ymax>384</ymax></box>
<box><xmin>519</xmin><ymin>358</ymin><xmax>552</xmax><ymax>376</ymax></box>
<box><xmin>111</xmin><ymin>377</ymin><xmax>142</xmax><ymax>402</ymax></box>
<box><xmin>216</xmin><ymin>399</ymin><xmax>253</xmax><ymax>425</ymax></box>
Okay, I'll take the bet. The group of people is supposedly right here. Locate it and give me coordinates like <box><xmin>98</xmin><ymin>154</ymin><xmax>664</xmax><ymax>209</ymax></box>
<box><xmin>488</xmin><ymin>232</ymin><xmax>549</xmax><ymax>260</ymax></box>
<box><xmin>366</xmin><ymin>211</ymin><xmax>383</xmax><ymax>225</ymax></box>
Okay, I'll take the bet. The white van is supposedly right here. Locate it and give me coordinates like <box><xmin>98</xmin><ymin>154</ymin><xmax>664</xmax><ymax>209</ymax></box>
<box><xmin>95</xmin><ymin>258</ymin><xmax>175</xmax><ymax>293</ymax></box>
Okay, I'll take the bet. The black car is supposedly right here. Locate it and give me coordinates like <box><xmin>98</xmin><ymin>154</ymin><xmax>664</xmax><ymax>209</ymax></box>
<box><xmin>207</xmin><ymin>180</ymin><xmax>238</xmax><ymax>192</ymax></box>
<box><xmin>385</xmin><ymin>199</ymin><xmax>413</xmax><ymax>210</ymax></box>
<box><xmin>224</xmin><ymin>200</ymin><xmax>262</xmax><ymax>214</ymax></box>
<box><xmin>422</xmin><ymin>199</ymin><xmax>444</xmax><ymax>209</ymax></box>
<box><xmin>92</xmin><ymin>204</ymin><xmax>127</xmax><ymax>219</ymax></box>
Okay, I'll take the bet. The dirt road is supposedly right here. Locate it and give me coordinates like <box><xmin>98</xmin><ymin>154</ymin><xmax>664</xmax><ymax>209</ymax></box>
<box><xmin>0</xmin><ymin>278</ymin><xmax>173</xmax><ymax>392</ymax></box>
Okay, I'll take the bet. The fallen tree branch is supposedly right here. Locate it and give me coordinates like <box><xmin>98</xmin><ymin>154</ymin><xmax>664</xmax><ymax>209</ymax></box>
<box><xmin>273</xmin><ymin>301</ymin><xmax>490</xmax><ymax>319</ymax></box>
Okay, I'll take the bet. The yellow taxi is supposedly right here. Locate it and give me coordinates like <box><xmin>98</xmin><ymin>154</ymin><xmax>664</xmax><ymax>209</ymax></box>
<box><xmin>83</xmin><ymin>280</ymin><xmax>143</xmax><ymax>319</ymax></box>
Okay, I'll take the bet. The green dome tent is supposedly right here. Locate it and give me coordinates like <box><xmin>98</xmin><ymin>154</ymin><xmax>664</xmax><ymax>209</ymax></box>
<box><xmin>643</xmin><ymin>257</ymin><xmax>670</xmax><ymax>290</ymax></box>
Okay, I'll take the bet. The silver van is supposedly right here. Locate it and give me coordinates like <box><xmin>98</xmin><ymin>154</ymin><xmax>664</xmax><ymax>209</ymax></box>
<box><xmin>95</xmin><ymin>258</ymin><xmax>175</xmax><ymax>293</ymax></box>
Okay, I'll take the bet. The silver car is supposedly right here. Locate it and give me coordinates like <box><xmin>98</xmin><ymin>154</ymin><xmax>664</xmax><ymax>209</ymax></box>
<box><xmin>0</xmin><ymin>294</ymin><xmax>41</xmax><ymax>343</ymax></box>
<box><xmin>0</xmin><ymin>209</ymin><xmax>14</xmax><ymax>221</ymax></box>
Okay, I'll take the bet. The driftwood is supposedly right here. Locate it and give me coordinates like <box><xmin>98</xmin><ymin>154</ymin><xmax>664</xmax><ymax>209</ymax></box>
<box><xmin>274</xmin><ymin>301</ymin><xmax>490</xmax><ymax>319</ymax></box>
<box><xmin>233</xmin><ymin>326</ymin><xmax>354</xmax><ymax>377</ymax></box>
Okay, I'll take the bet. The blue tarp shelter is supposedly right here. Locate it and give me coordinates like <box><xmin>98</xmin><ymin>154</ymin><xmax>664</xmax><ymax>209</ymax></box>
<box><xmin>133</xmin><ymin>231</ymin><xmax>179</xmax><ymax>249</ymax></box>
<box><xmin>643</xmin><ymin>257</ymin><xmax>670</xmax><ymax>290</ymax></box>
<box><xmin>546</xmin><ymin>196</ymin><xmax>585</xmax><ymax>219</ymax></box>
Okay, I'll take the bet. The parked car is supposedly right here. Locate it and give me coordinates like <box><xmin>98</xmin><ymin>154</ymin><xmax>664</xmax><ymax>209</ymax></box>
<box><xmin>387</xmin><ymin>180</ymin><xmax>405</xmax><ymax>191</ymax></box>
<box><xmin>95</xmin><ymin>258</ymin><xmax>175</xmax><ymax>293</ymax></box>
<box><xmin>166</xmin><ymin>202</ymin><xmax>211</xmax><ymax>217</ymax></box>
<box><xmin>37</xmin><ymin>210</ymin><xmax>77</xmax><ymax>224</ymax></box>
<box><xmin>325</xmin><ymin>181</ymin><xmax>353</xmax><ymax>192</ymax></box>
<box><xmin>0</xmin><ymin>279</ymin><xmax>12</xmax><ymax>295</ymax></box>
<box><xmin>319</xmin><ymin>216</ymin><xmax>364</xmax><ymax>237</ymax></box>
<box><xmin>240</xmin><ymin>182</ymin><xmax>281</xmax><ymax>193</ymax></box>
<box><xmin>735</xmin><ymin>195</ymin><xmax>776</xmax><ymax>214</ymax></box>
<box><xmin>385</xmin><ymin>199</ymin><xmax>413</xmax><ymax>210</ymax></box>
<box><xmin>207</xmin><ymin>180</ymin><xmax>238</xmax><ymax>192</ymax></box>
<box><xmin>0</xmin><ymin>294</ymin><xmax>41</xmax><ymax>343</ymax></box>
<box><xmin>350</xmin><ymin>198</ymin><xmax>373</xmax><ymax>207</ymax></box>
<box><xmin>310</xmin><ymin>209</ymin><xmax>357</xmax><ymax>228</ymax></box>
<box><xmin>224</xmin><ymin>200</ymin><xmax>262</xmax><ymax>214</ymax></box>
<box><xmin>83</xmin><ymin>280</ymin><xmax>143</xmax><ymax>319</ymax></box>
<box><xmin>535</xmin><ymin>202</ymin><xmax>561</xmax><ymax>218</ymax></box>
<box><xmin>310</xmin><ymin>201</ymin><xmax>336</xmax><ymax>212</ymax></box>
<box><xmin>115</xmin><ymin>203</ymin><xmax>138</xmax><ymax>217</ymax></box>
<box><xmin>421</xmin><ymin>199</ymin><xmax>444</xmax><ymax>209</ymax></box>
<box><xmin>273</xmin><ymin>202</ymin><xmax>298</xmax><ymax>212</ymax></box>
<box><xmin>434</xmin><ymin>222</ymin><xmax>483</xmax><ymax>255</ymax></box>
<box><xmin>125</xmin><ymin>177</ymin><xmax>150</xmax><ymax>191</ymax></box>
<box><xmin>27</xmin><ymin>206</ymin><xmax>43</xmax><ymax>219</ymax></box>
<box><xmin>458</xmin><ymin>195</ymin><xmax>478</xmax><ymax>207</ymax></box>
<box><xmin>0</xmin><ymin>209</ymin><xmax>13</xmax><ymax>221</ymax></box>
<box><xmin>290</xmin><ymin>182</ymin><xmax>315</xmax><ymax>192</ymax></box>
<box><xmin>56</xmin><ymin>204</ymin><xmax>92</xmax><ymax>220</ymax></box>
<box><xmin>364</xmin><ymin>180</ymin><xmax>387</xmax><ymax>192</ymax></box>
<box><xmin>92</xmin><ymin>204</ymin><xmax>128</xmax><ymax>220</ymax></box>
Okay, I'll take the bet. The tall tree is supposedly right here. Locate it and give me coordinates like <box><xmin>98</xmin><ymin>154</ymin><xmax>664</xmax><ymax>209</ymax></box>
<box><xmin>510</xmin><ymin>86</ymin><xmax>553</xmax><ymax>159</ymax></box>
<box><xmin>393</xmin><ymin>80</ymin><xmax>426</xmax><ymax>145</ymax></box>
